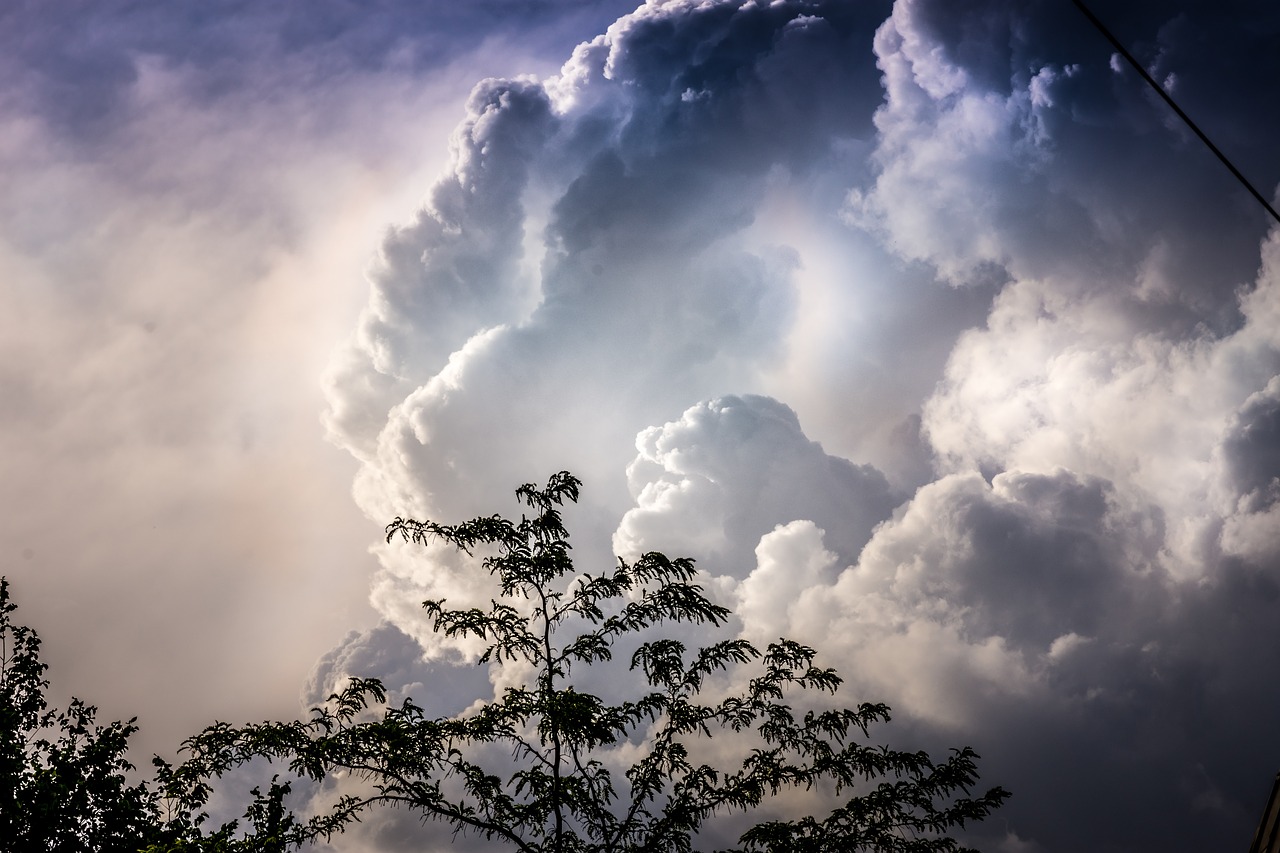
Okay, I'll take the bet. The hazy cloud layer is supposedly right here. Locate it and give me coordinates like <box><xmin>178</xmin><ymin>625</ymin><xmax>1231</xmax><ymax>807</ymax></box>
<box><xmin>7</xmin><ymin>1</ymin><xmax>1280</xmax><ymax>851</ymax></box>
<box><xmin>0</xmin><ymin>0</ymin><xmax>639</xmax><ymax>756</ymax></box>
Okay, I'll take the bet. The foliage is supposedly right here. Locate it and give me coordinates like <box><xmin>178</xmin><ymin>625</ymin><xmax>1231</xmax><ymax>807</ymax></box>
<box><xmin>0</xmin><ymin>578</ymin><xmax>303</xmax><ymax>853</ymax></box>
<box><xmin>165</xmin><ymin>472</ymin><xmax>1009</xmax><ymax>852</ymax></box>
<box><xmin>0</xmin><ymin>576</ymin><xmax>165</xmax><ymax>851</ymax></box>
<box><xmin>143</xmin><ymin>768</ymin><xmax>306</xmax><ymax>853</ymax></box>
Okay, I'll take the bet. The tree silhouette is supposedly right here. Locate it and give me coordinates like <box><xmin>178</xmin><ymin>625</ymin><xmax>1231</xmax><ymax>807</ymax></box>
<box><xmin>0</xmin><ymin>578</ymin><xmax>306</xmax><ymax>853</ymax></box>
<box><xmin>164</xmin><ymin>472</ymin><xmax>1009</xmax><ymax>851</ymax></box>
<box><xmin>0</xmin><ymin>577</ymin><xmax>166</xmax><ymax>852</ymax></box>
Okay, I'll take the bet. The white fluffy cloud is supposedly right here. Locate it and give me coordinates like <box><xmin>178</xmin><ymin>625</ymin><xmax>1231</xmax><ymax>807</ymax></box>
<box><xmin>311</xmin><ymin>2</ymin><xmax>1280</xmax><ymax>850</ymax></box>
<box><xmin>319</xmin><ymin>0</ymin><xmax>899</xmax><ymax>643</ymax></box>
<box><xmin>307</xmin><ymin>0</ymin><xmax>1280</xmax><ymax>846</ymax></box>
<box><xmin>615</xmin><ymin>395</ymin><xmax>896</xmax><ymax>575</ymax></box>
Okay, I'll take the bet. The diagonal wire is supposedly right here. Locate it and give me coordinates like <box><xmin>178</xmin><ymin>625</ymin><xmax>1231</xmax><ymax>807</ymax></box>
<box><xmin>1071</xmin><ymin>0</ymin><xmax>1280</xmax><ymax>225</ymax></box>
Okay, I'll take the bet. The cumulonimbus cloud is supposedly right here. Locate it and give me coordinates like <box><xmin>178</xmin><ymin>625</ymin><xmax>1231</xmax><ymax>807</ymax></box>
<box><xmin>311</xmin><ymin>1</ymin><xmax>1280</xmax><ymax>850</ymax></box>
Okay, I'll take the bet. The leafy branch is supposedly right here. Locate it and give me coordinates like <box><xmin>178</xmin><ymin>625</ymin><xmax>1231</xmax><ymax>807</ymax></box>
<box><xmin>162</xmin><ymin>472</ymin><xmax>1008</xmax><ymax>852</ymax></box>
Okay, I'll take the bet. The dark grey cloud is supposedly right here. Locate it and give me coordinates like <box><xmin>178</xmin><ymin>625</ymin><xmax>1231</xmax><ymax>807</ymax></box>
<box><xmin>305</xmin><ymin>622</ymin><xmax>492</xmax><ymax>717</ymax></box>
<box><xmin>832</xmin><ymin>7</ymin><xmax>1280</xmax><ymax>843</ymax></box>
<box><xmin>849</xmin><ymin>0</ymin><xmax>1279</xmax><ymax>333</ymax></box>
<box><xmin>739</xmin><ymin>462</ymin><xmax>1278</xmax><ymax>853</ymax></box>
<box><xmin>0</xmin><ymin>0</ymin><xmax>639</xmax><ymax>139</ymax></box>
<box><xmin>1224</xmin><ymin>379</ymin><xmax>1280</xmax><ymax>511</ymax></box>
<box><xmin>930</xmin><ymin>470</ymin><xmax>1165</xmax><ymax>650</ymax></box>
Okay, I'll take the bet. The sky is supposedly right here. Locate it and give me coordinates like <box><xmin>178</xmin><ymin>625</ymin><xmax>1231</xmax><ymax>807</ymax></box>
<box><xmin>2</xmin><ymin>0</ymin><xmax>1279</xmax><ymax>850</ymax></box>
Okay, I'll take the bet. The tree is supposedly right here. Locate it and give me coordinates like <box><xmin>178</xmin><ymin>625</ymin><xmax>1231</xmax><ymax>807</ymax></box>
<box><xmin>165</xmin><ymin>472</ymin><xmax>1009</xmax><ymax>851</ymax></box>
<box><xmin>0</xmin><ymin>576</ymin><xmax>164</xmax><ymax>851</ymax></box>
<box><xmin>0</xmin><ymin>577</ymin><xmax>332</xmax><ymax>853</ymax></box>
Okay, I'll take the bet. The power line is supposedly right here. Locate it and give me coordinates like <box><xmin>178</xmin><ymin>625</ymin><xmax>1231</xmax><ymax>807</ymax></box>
<box><xmin>1071</xmin><ymin>0</ymin><xmax>1280</xmax><ymax>225</ymax></box>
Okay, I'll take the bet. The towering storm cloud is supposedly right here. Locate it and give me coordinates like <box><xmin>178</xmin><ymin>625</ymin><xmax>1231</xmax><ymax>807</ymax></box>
<box><xmin>312</xmin><ymin>1</ymin><xmax>1280</xmax><ymax>850</ymax></box>
<box><xmin>6</xmin><ymin>0</ymin><xmax>1277</xmax><ymax>851</ymax></box>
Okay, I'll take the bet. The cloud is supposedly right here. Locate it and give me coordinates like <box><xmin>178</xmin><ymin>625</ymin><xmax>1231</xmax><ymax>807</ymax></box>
<box><xmin>1220</xmin><ymin>375</ymin><xmax>1280</xmax><ymax>562</ymax></box>
<box><xmin>0</xmin><ymin>0</ymin><xmax>647</xmax><ymax>759</ymax></box>
<box><xmin>716</xmin><ymin>460</ymin><xmax>1278</xmax><ymax>850</ymax></box>
<box><xmin>322</xmin><ymin>0</ymin><xmax>897</xmax><ymax>532</ymax></box>
<box><xmin>788</xmin><ymin>468</ymin><xmax>1164</xmax><ymax>709</ymax></box>
<box><xmin>614</xmin><ymin>395</ymin><xmax>896</xmax><ymax>578</ymax></box>
<box><xmin>923</xmin><ymin>227</ymin><xmax>1280</xmax><ymax>578</ymax></box>
<box><xmin>305</xmin><ymin>622</ymin><xmax>493</xmax><ymax>718</ymax></box>
<box><xmin>0</xmin><ymin>0</ymin><xmax>643</xmax><ymax>141</ymax></box>
<box><xmin>736</xmin><ymin>520</ymin><xmax>838</xmax><ymax>643</ymax></box>
<box><xmin>308</xmin><ymin>0</ymin><xmax>1280</xmax><ymax>848</ymax></box>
